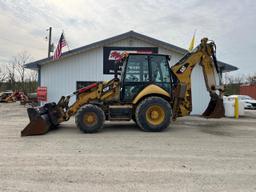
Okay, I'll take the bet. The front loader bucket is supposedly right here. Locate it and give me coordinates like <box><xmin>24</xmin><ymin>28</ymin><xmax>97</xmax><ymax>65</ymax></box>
<box><xmin>21</xmin><ymin>116</ymin><xmax>51</xmax><ymax>136</ymax></box>
<box><xmin>21</xmin><ymin>105</ymin><xmax>56</xmax><ymax>136</ymax></box>
<box><xmin>202</xmin><ymin>95</ymin><xmax>225</xmax><ymax>118</ymax></box>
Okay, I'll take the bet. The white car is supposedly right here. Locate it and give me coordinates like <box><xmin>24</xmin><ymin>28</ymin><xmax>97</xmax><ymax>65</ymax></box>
<box><xmin>227</xmin><ymin>95</ymin><xmax>256</xmax><ymax>109</ymax></box>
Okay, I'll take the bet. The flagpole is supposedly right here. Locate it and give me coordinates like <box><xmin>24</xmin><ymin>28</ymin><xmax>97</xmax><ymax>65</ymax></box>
<box><xmin>47</xmin><ymin>27</ymin><xmax>52</xmax><ymax>58</ymax></box>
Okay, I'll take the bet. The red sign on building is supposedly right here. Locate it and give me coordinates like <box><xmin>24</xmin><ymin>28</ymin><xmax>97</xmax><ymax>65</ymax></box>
<box><xmin>37</xmin><ymin>86</ymin><xmax>47</xmax><ymax>101</ymax></box>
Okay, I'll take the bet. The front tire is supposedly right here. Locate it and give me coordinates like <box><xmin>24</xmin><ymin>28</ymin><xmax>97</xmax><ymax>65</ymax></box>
<box><xmin>135</xmin><ymin>96</ymin><xmax>172</xmax><ymax>132</ymax></box>
<box><xmin>75</xmin><ymin>104</ymin><xmax>105</xmax><ymax>133</ymax></box>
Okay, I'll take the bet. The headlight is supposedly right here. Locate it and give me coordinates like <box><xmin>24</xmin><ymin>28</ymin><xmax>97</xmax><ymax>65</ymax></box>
<box><xmin>245</xmin><ymin>103</ymin><xmax>252</xmax><ymax>107</ymax></box>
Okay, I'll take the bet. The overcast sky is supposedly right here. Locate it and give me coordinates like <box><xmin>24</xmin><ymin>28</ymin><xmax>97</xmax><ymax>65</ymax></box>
<box><xmin>0</xmin><ymin>0</ymin><xmax>255</xmax><ymax>75</ymax></box>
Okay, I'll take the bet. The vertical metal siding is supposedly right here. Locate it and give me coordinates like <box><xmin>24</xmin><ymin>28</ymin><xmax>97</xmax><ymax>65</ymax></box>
<box><xmin>191</xmin><ymin>65</ymin><xmax>211</xmax><ymax>115</ymax></box>
<box><xmin>41</xmin><ymin>48</ymin><xmax>110</xmax><ymax>103</ymax></box>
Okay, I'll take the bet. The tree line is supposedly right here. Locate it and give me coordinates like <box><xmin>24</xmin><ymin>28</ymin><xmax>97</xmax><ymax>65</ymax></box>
<box><xmin>223</xmin><ymin>73</ymin><xmax>256</xmax><ymax>85</ymax></box>
<box><xmin>223</xmin><ymin>73</ymin><xmax>256</xmax><ymax>96</ymax></box>
<box><xmin>0</xmin><ymin>51</ymin><xmax>38</xmax><ymax>94</ymax></box>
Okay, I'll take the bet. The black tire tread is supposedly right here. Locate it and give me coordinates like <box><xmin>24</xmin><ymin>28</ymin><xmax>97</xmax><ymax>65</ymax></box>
<box><xmin>135</xmin><ymin>96</ymin><xmax>172</xmax><ymax>132</ymax></box>
<box><xmin>75</xmin><ymin>104</ymin><xmax>105</xmax><ymax>133</ymax></box>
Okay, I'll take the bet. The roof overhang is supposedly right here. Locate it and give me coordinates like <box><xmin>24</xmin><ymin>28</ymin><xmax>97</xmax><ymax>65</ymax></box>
<box><xmin>25</xmin><ymin>30</ymin><xmax>238</xmax><ymax>73</ymax></box>
<box><xmin>217</xmin><ymin>61</ymin><xmax>238</xmax><ymax>73</ymax></box>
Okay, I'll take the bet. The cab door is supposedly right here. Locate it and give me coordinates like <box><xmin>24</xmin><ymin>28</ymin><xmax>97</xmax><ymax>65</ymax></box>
<box><xmin>121</xmin><ymin>54</ymin><xmax>150</xmax><ymax>102</ymax></box>
<box><xmin>149</xmin><ymin>55</ymin><xmax>172</xmax><ymax>93</ymax></box>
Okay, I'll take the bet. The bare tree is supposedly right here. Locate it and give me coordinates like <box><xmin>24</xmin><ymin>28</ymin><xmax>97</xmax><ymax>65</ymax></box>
<box><xmin>6</xmin><ymin>61</ymin><xmax>16</xmax><ymax>86</ymax></box>
<box><xmin>223</xmin><ymin>73</ymin><xmax>231</xmax><ymax>85</ymax></box>
<box><xmin>26</xmin><ymin>69</ymin><xmax>38</xmax><ymax>82</ymax></box>
<box><xmin>11</xmin><ymin>51</ymin><xmax>30</xmax><ymax>83</ymax></box>
<box><xmin>4</xmin><ymin>51</ymin><xmax>37</xmax><ymax>92</ymax></box>
<box><xmin>0</xmin><ymin>67</ymin><xmax>6</xmax><ymax>82</ymax></box>
<box><xmin>224</xmin><ymin>73</ymin><xmax>245</xmax><ymax>85</ymax></box>
<box><xmin>246</xmin><ymin>73</ymin><xmax>256</xmax><ymax>85</ymax></box>
<box><xmin>233</xmin><ymin>75</ymin><xmax>244</xmax><ymax>84</ymax></box>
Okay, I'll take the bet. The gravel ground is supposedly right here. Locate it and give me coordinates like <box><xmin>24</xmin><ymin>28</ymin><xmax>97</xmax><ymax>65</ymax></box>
<box><xmin>0</xmin><ymin>102</ymin><xmax>256</xmax><ymax>192</ymax></box>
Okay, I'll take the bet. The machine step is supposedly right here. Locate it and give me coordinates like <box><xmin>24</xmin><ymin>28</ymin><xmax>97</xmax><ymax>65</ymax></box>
<box><xmin>108</xmin><ymin>105</ymin><xmax>133</xmax><ymax>121</ymax></box>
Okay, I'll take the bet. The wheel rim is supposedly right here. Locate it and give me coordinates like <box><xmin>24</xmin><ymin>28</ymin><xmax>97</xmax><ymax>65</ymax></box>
<box><xmin>83</xmin><ymin>112</ymin><xmax>97</xmax><ymax>125</ymax></box>
<box><xmin>145</xmin><ymin>105</ymin><xmax>165</xmax><ymax>125</ymax></box>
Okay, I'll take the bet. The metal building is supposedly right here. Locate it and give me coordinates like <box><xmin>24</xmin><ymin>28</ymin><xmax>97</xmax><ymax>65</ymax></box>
<box><xmin>25</xmin><ymin>31</ymin><xmax>238</xmax><ymax>114</ymax></box>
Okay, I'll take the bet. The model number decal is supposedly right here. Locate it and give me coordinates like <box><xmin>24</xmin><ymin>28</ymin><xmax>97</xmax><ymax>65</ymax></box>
<box><xmin>103</xmin><ymin>86</ymin><xmax>110</xmax><ymax>93</ymax></box>
<box><xmin>176</xmin><ymin>63</ymin><xmax>189</xmax><ymax>74</ymax></box>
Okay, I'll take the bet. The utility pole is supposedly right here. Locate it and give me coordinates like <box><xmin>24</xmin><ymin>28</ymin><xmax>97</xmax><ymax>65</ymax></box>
<box><xmin>47</xmin><ymin>27</ymin><xmax>52</xmax><ymax>58</ymax></box>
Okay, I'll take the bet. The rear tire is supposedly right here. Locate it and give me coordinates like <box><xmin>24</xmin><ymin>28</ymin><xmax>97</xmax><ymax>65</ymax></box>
<box><xmin>75</xmin><ymin>104</ymin><xmax>105</xmax><ymax>133</ymax></box>
<box><xmin>135</xmin><ymin>96</ymin><xmax>172</xmax><ymax>132</ymax></box>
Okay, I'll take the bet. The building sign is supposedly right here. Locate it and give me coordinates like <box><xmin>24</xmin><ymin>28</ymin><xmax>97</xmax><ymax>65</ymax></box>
<box><xmin>37</xmin><ymin>86</ymin><xmax>47</xmax><ymax>101</ymax></box>
<box><xmin>103</xmin><ymin>47</ymin><xmax>158</xmax><ymax>74</ymax></box>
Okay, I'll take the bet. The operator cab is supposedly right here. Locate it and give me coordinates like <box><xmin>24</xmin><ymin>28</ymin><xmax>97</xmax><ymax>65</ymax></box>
<box><xmin>120</xmin><ymin>53</ymin><xmax>172</xmax><ymax>102</ymax></box>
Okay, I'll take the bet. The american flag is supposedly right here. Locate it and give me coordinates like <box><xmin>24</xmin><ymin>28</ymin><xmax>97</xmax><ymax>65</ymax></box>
<box><xmin>53</xmin><ymin>33</ymin><xmax>66</xmax><ymax>60</ymax></box>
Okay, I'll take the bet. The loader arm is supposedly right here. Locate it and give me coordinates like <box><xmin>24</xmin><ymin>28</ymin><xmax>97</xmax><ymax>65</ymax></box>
<box><xmin>171</xmin><ymin>38</ymin><xmax>224</xmax><ymax>119</ymax></box>
<box><xmin>21</xmin><ymin>78</ymin><xmax>120</xmax><ymax>136</ymax></box>
<box><xmin>65</xmin><ymin>78</ymin><xmax>120</xmax><ymax>118</ymax></box>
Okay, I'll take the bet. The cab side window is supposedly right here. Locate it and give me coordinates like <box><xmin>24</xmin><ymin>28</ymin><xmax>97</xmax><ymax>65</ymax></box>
<box><xmin>150</xmin><ymin>55</ymin><xmax>171</xmax><ymax>92</ymax></box>
<box><xmin>150</xmin><ymin>55</ymin><xmax>170</xmax><ymax>83</ymax></box>
<box><xmin>124</xmin><ymin>55</ymin><xmax>149</xmax><ymax>83</ymax></box>
<box><xmin>122</xmin><ymin>55</ymin><xmax>149</xmax><ymax>101</ymax></box>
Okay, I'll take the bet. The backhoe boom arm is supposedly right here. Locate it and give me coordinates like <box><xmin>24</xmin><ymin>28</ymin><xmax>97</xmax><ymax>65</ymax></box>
<box><xmin>171</xmin><ymin>38</ymin><xmax>224</xmax><ymax>118</ymax></box>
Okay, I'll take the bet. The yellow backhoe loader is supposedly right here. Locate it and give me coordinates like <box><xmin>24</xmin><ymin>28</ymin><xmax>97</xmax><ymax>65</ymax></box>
<box><xmin>21</xmin><ymin>38</ymin><xmax>225</xmax><ymax>136</ymax></box>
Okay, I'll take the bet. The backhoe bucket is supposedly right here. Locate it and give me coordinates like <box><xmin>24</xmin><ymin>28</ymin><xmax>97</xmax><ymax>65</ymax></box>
<box><xmin>21</xmin><ymin>103</ymin><xmax>59</xmax><ymax>136</ymax></box>
<box><xmin>202</xmin><ymin>94</ymin><xmax>225</xmax><ymax>118</ymax></box>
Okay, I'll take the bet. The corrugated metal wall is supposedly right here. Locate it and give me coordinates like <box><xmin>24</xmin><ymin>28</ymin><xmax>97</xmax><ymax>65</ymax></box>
<box><xmin>41</xmin><ymin>37</ymin><xmax>213</xmax><ymax>114</ymax></box>
<box><xmin>41</xmin><ymin>48</ymin><xmax>110</xmax><ymax>103</ymax></box>
<box><xmin>190</xmin><ymin>63</ymin><xmax>220</xmax><ymax>115</ymax></box>
<box><xmin>191</xmin><ymin>65</ymin><xmax>210</xmax><ymax>114</ymax></box>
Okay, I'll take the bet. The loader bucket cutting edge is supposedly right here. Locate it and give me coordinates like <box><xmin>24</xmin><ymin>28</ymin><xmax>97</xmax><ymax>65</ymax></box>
<box><xmin>202</xmin><ymin>97</ymin><xmax>225</xmax><ymax>118</ymax></box>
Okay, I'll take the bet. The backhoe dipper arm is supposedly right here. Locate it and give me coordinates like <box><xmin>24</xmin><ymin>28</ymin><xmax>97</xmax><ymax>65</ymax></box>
<box><xmin>171</xmin><ymin>38</ymin><xmax>223</xmax><ymax>118</ymax></box>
